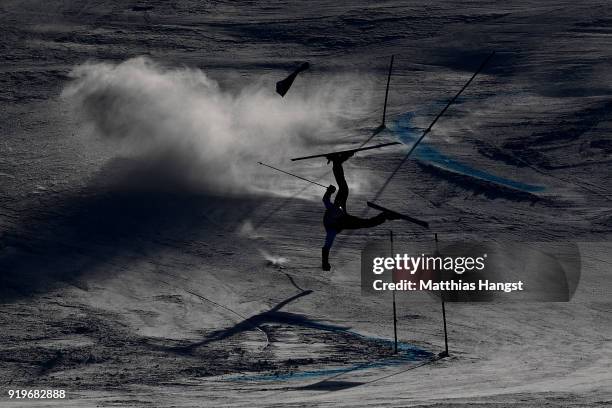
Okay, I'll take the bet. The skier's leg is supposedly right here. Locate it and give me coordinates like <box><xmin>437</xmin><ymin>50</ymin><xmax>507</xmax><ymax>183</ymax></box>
<box><xmin>332</xmin><ymin>161</ymin><xmax>349</xmax><ymax>210</ymax></box>
<box><xmin>322</xmin><ymin>229</ymin><xmax>337</xmax><ymax>271</ymax></box>
<box><xmin>339</xmin><ymin>213</ymin><xmax>388</xmax><ymax>230</ymax></box>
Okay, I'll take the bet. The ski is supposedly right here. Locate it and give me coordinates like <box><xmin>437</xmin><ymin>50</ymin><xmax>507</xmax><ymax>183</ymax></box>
<box><xmin>291</xmin><ymin>142</ymin><xmax>401</xmax><ymax>162</ymax></box>
<box><xmin>367</xmin><ymin>201</ymin><xmax>429</xmax><ymax>229</ymax></box>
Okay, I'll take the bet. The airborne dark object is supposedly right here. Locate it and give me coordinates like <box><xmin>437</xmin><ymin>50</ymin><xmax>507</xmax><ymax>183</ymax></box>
<box><xmin>276</xmin><ymin>62</ymin><xmax>310</xmax><ymax>97</ymax></box>
<box><xmin>290</xmin><ymin>142</ymin><xmax>400</xmax><ymax>161</ymax></box>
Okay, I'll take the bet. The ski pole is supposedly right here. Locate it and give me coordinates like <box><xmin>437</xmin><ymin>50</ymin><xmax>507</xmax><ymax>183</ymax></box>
<box><xmin>257</xmin><ymin>162</ymin><xmax>327</xmax><ymax>188</ymax></box>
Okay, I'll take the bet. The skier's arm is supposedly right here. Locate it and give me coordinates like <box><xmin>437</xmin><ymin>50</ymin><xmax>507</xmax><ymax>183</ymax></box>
<box><xmin>322</xmin><ymin>185</ymin><xmax>336</xmax><ymax>209</ymax></box>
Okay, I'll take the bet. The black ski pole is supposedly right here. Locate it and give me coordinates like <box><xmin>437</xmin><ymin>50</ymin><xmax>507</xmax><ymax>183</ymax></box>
<box><xmin>382</xmin><ymin>55</ymin><xmax>394</xmax><ymax>128</ymax></box>
<box><xmin>435</xmin><ymin>233</ymin><xmax>449</xmax><ymax>358</ymax></box>
<box><xmin>257</xmin><ymin>162</ymin><xmax>327</xmax><ymax>188</ymax></box>
<box><xmin>390</xmin><ymin>230</ymin><xmax>398</xmax><ymax>354</ymax></box>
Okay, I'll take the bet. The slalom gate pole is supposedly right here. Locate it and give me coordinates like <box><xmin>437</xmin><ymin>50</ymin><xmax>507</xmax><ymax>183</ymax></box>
<box><xmin>257</xmin><ymin>161</ymin><xmax>327</xmax><ymax>188</ymax></box>
<box><xmin>382</xmin><ymin>55</ymin><xmax>394</xmax><ymax>127</ymax></box>
<box><xmin>390</xmin><ymin>230</ymin><xmax>398</xmax><ymax>354</ymax></box>
<box><xmin>404</xmin><ymin>51</ymin><xmax>495</xmax><ymax>159</ymax></box>
<box><xmin>442</xmin><ymin>299</ymin><xmax>449</xmax><ymax>357</ymax></box>
<box><xmin>435</xmin><ymin>233</ymin><xmax>449</xmax><ymax>357</ymax></box>
<box><xmin>369</xmin><ymin>51</ymin><xmax>495</xmax><ymax>202</ymax></box>
<box><xmin>359</xmin><ymin>55</ymin><xmax>396</xmax><ymax>148</ymax></box>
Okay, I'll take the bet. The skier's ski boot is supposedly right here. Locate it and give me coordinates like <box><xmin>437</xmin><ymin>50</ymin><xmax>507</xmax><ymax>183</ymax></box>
<box><xmin>325</xmin><ymin>151</ymin><xmax>354</xmax><ymax>165</ymax></box>
<box><xmin>322</xmin><ymin>247</ymin><xmax>331</xmax><ymax>271</ymax></box>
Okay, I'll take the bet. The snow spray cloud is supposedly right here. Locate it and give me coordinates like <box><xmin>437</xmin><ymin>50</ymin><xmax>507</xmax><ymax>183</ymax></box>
<box><xmin>62</xmin><ymin>57</ymin><xmax>375</xmax><ymax>196</ymax></box>
<box><xmin>257</xmin><ymin>248</ymin><xmax>289</xmax><ymax>267</ymax></box>
<box><xmin>237</xmin><ymin>219</ymin><xmax>264</xmax><ymax>239</ymax></box>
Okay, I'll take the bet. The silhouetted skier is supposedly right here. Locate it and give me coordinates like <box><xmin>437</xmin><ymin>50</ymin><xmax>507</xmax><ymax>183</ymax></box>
<box><xmin>322</xmin><ymin>152</ymin><xmax>398</xmax><ymax>270</ymax></box>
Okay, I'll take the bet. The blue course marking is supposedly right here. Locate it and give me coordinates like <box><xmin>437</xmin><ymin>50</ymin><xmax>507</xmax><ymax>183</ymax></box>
<box><xmin>223</xmin><ymin>324</ymin><xmax>433</xmax><ymax>382</ymax></box>
<box><xmin>390</xmin><ymin>109</ymin><xmax>545</xmax><ymax>193</ymax></box>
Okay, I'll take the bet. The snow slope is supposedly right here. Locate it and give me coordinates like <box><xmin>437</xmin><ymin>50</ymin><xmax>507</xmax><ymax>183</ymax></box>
<box><xmin>0</xmin><ymin>1</ymin><xmax>611</xmax><ymax>406</ymax></box>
